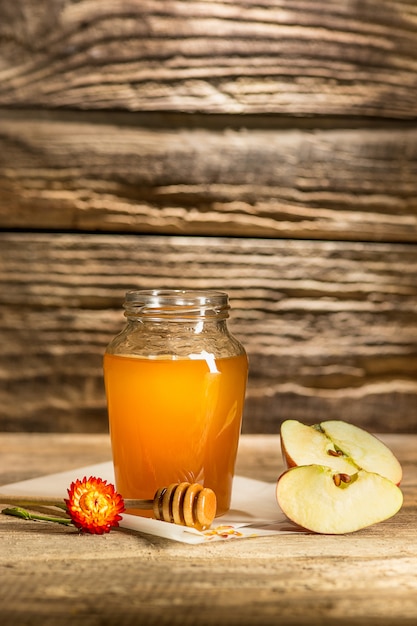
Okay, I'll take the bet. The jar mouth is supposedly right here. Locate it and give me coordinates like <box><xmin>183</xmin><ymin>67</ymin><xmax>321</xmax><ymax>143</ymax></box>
<box><xmin>123</xmin><ymin>289</ymin><xmax>230</xmax><ymax>319</ymax></box>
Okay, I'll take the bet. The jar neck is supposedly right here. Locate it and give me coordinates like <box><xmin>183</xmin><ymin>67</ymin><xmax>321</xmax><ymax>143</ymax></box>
<box><xmin>123</xmin><ymin>289</ymin><xmax>230</xmax><ymax>322</ymax></box>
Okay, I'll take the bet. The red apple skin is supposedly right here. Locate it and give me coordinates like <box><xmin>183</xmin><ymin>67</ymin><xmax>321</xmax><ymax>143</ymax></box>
<box><xmin>281</xmin><ymin>436</ymin><xmax>296</xmax><ymax>469</ymax></box>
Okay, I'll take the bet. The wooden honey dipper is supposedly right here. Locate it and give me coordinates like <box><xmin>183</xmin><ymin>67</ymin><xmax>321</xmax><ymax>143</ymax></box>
<box><xmin>0</xmin><ymin>482</ymin><xmax>217</xmax><ymax>532</ymax></box>
<box><xmin>127</xmin><ymin>482</ymin><xmax>217</xmax><ymax>531</ymax></box>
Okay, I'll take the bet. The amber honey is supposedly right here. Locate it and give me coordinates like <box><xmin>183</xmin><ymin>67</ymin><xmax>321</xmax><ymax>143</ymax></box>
<box><xmin>104</xmin><ymin>351</ymin><xmax>248</xmax><ymax>517</ymax></box>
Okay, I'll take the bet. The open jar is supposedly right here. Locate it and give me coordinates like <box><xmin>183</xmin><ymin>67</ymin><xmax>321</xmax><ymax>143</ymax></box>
<box><xmin>103</xmin><ymin>289</ymin><xmax>248</xmax><ymax>517</ymax></box>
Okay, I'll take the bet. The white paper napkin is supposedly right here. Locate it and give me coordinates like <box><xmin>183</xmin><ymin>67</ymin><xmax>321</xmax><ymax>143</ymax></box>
<box><xmin>0</xmin><ymin>462</ymin><xmax>301</xmax><ymax>544</ymax></box>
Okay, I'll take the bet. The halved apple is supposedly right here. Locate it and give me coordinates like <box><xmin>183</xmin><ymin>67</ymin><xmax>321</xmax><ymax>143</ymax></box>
<box><xmin>280</xmin><ymin>419</ymin><xmax>402</xmax><ymax>485</ymax></box>
<box><xmin>276</xmin><ymin>465</ymin><xmax>403</xmax><ymax>534</ymax></box>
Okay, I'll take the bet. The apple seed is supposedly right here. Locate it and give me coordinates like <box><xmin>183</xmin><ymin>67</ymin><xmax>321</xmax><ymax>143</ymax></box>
<box><xmin>333</xmin><ymin>473</ymin><xmax>352</xmax><ymax>487</ymax></box>
<box><xmin>327</xmin><ymin>449</ymin><xmax>344</xmax><ymax>457</ymax></box>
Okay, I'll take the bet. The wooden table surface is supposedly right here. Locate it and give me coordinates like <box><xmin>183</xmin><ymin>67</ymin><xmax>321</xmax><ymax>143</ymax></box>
<box><xmin>0</xmin><ymin>433</ymin><xmax>416</xmax><ymax>625</ymax></box>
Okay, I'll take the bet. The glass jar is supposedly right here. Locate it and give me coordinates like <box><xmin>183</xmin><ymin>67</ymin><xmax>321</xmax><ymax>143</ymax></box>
<box><xmin>103</xmin><ymin>289</ymin><xmax>248</xmax><ymax>517</ymax></box>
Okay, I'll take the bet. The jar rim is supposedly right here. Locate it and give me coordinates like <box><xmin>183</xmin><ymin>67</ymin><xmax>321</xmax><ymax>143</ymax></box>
<box><xmin>123</xmin><ymin>289</ymin><xmax>230</xmax><ymax>319</ymax></box>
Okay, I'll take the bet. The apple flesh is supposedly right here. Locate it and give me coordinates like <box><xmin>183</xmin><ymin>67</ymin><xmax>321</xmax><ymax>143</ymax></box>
<box><xmin>276</xmin><ymin>465</ymin><xmax>403</xmax><ymax>534</ymax></box>
<box><xmin>280</xmin><ymin>419</ymin><xmax>402</xmax><ymax>485</ymax></box>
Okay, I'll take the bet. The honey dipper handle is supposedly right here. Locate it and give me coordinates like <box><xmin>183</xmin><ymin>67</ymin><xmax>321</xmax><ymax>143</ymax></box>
<box><xmin>122</xmin><ymin>498</ymin><xmax>154</xmax><ymax>510</ymax></box>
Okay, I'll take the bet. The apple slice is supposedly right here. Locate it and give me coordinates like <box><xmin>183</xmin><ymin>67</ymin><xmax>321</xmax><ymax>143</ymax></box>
<box><xmin>280</xmin><ymin>419</ymin><xmax>402</xmax><ymax>485</ymax></box>
<box><xmin>276</xmin><ymin>465</ymin><xmax>403</xmax><ymax>534</ymax></box>
<box><xmin>319</xmin><ymin>420</ymin><xmax>402</xmax><ymax>485</ymax></box>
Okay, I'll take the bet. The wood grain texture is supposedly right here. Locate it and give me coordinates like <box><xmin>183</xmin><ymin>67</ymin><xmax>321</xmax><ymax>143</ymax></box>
<box><xmin>1</xmin><ymin>111</ymin><xmax>416</xmax><ymax>242</ymax></box>
<box><xmin>0</xmin><ymin>0</ymin><xmax>416</xmax><ymax>117</ymax></box>
<box><xmin>1</xmin><ymin>432</ymin><xmax>415</xmax><ymax>485</ymax></box>
<box><xmin>1</xmin><ymin>233</ymin><xmax>416</xmax><ymax>433</ymax></box>
<box><xmin>0</xmin><ymin>433</ymin><xmax>416</xmax><ymax>626</ymax></box>
<box><xmin>1</xmin><ymin>0</ymin><xmax>417</xmax><ymax>434</ymax></box>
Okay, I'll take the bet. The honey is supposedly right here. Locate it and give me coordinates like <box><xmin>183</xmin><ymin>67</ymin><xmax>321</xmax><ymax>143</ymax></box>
<box><xmin>104</xmin><ymin>352</ymin><xmax>247</xmax><ymax>516</ymax></box>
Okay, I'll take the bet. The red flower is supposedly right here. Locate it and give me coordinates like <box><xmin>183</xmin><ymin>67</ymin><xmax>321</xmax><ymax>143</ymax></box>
<box><xmin>65</xmin><ymin>476</ymin><xmax>125</xmax><ymax>534</ymax></box>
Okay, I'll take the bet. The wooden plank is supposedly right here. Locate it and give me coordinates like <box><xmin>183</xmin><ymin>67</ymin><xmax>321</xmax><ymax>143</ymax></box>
<box><xmin>1</xmin><ymin>232</ymin><xmax>416</xmax><ymax>433</ymax></box>
<box><xmin>0</xmin><ymin>1</ymin><xmax>416</xmax><ymax>117</ymax></box>
<box><xmin>0</xmin><ymin>432</ymin><xmax>414</xmax><ymax>485</ymax></box>
<box><xmin>0</xmin><ymin>433</ymin><xmax>416</xmax><ymax>626</ymax></box>
<box><xmin>1</xmin><ymin>112</ymin><xmax>416</xmax><ymax>242</ymax></box>
<box><xmin>0</xmin><ymin>433</ymin><xmax>112</xmax><ymax>485</ymax></box>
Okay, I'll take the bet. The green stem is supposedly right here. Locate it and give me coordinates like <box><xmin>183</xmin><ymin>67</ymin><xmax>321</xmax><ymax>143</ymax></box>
<box><xmin>2</xmin><ymin>506</ymin><xmax>73</xmax><ymax>526</ymax></box>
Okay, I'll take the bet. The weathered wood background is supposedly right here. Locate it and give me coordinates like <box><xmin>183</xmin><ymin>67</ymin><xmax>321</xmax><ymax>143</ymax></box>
<box><xmin>0</xmin><ymin>0</ymin><xmax>416</xmax><ymax>433</ymax></box>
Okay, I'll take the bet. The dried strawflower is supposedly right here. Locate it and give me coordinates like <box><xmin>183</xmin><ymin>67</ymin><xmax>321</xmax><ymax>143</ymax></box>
<box><xmin>65</xmin><ymin>476</ymin><xmax>125</xmax><ymax>534</ymax></box>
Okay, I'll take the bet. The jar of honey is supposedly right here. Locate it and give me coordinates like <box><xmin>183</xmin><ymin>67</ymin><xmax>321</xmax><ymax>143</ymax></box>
<box><xmin>103</xmin><ymin>289</ymin><xmax>248</xmax><ymax>517</ymax></box>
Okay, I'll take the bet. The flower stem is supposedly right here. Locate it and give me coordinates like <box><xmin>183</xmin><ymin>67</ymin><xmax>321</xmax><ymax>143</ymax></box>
<box><xmin>2</xmin><ymin>506</ymin><xmax>73</xmax><ymax>526</ymax></box>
